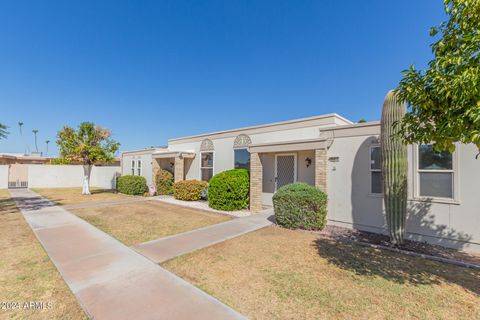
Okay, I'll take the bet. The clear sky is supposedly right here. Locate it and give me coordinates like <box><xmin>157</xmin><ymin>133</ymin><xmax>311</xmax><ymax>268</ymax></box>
<box><xmin>0</xmin><ymin>0</ymin><xmax>445</xmax><ymax>156</ymax></box>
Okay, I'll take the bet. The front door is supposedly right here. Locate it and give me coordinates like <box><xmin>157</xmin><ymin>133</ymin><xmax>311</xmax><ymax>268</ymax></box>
<box><xmin>275</xmin><ymin>154</ymin><xmax>297</xmax><ymax>190</ymax></box>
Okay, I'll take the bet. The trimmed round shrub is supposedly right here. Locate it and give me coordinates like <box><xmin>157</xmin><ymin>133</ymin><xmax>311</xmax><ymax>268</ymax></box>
<box><xmin>155</xmin><ymin>169</ymin><xmax>174</xmax><ymax>195</ymax></box>
<box><xmin>173</xmin><ymin>180</ymin><xmax>208</xmax><ymax>201</ymax></box>
<box><xmin>208</xmin><ymin>169</ymin><xmax>249</xmax><ymax>211</ymax></box>
<box><xmin>117</xmin><ymin>175</ymin><xmax>147</xmax><ymax>195</ymax></box>
<box><xmin>272</xmin><ymin>182</ymin><xmax>327</xmax><ymax>230</ymax></box>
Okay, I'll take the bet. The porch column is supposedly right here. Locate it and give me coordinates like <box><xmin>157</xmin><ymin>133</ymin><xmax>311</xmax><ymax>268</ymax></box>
<box><xmin>249</xmin><ymin>152</ymin><xmax>263</xmax><ymax>213</ymax></box>
<box><xmin>174</xmin><ymin>156</ymin><xmax>184</xmax><ymax>182</ymax></box>
<box><xmin>315</xmin><ymin>149</ymin><xmax>327</xmax><ymax>193</ymax></box>
<box><xmin>152</xmin><ymin>159</ymin><xmax>160</xmax><ymax>179</ymax></box>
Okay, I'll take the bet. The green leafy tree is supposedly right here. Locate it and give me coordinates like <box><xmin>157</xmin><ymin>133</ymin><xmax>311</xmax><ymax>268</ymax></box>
<box><xmin>0</xmin><ymin>123</ymin><xmax>8</xmax><ymax>139</ymax></box>
<box><xmin>56</xmin><ymin>122</ymin><xmax>120</xmax><ymax>194</ymax></box>
<box><xmin>396</xmin><ymin>0</ymin><xmax>480</xmax><ymax>154</ymax></box>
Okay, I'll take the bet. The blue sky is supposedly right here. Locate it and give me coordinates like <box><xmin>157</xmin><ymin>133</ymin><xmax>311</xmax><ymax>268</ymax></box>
<box><xmin>0</xmin><ymin>0</ymin><xmax>445</xmax><ymax>156</ymax></box>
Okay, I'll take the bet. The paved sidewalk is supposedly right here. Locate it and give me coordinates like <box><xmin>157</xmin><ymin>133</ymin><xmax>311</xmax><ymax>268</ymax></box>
<box><xmin>10</xmin><ymin>189</ymin><xmax>246</xmax><ymax>320</ymax></box>
<box><xmin>133</xmin><ymin>210</ymin><xmax>274</xmax><ymax>263</ymax></box>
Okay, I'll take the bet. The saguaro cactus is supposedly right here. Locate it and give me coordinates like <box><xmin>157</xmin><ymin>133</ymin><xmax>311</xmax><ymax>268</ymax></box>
<box><xmin>381</xmin><ymin>90</ymin><xmax>408</xmax><ymax>245</ymax></box>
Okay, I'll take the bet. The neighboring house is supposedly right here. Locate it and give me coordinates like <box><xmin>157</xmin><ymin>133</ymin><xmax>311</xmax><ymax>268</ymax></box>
<box><xmin>0</xmin><ymin>153</ymin><xmax>51</xmax><ymax>165</ymax></box>
<box><xmin>0</xmin><ymin>153</ymin><xmax>120</xmax><ymax>166</ymax></box>
<box><xmin>122</xmin><ymin>113</ymin><xmax>480</xmax><ymax>252</ymax></box>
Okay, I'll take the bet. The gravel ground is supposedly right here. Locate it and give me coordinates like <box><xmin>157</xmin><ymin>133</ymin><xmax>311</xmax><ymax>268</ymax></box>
<box><xmin>315</xmin><ymin>225</ymin><xmax>480</xmax><ymax>266</ymax></box>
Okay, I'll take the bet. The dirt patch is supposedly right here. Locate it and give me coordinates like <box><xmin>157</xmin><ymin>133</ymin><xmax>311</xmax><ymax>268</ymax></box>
<box><xmin>71</xmin><ymin>201</ymin><xmax>232</xmax><ymax>246</ymax></box>
<box><xmin>316</xmin><ymin>225</ymin><xmax>480</xmax><ymax>266</ymax></box>
<box><xmin>0</xmin><ymin>190</ymin><xmax>86</xmax><ymax>319</ymax></box>
<box><xmin>32</xmin><ymin>187</ymin><xmax>132</xmax><ymax>206</ymax></box>
<box><xmin>163</xmin><ymin>226</ymin><xmax>480</xmax><ymax>319</ymax></box>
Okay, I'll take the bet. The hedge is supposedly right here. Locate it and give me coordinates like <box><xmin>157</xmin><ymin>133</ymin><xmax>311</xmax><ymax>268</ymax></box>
<box><xmin>155</xmin><ymin>169</ymin><xmax>174</xmax><ymax>195</ymax></box>
<box><xmin>173</xmin><ymin>180</ymin><xmax>208</xmax><ymax>201</ymax></box>
<box><xmin>117</xmin><ymin>175</ymin><xmax>147</xmax><ymax>195</ymax></box>
<box><xmin>272</xmin><ymin>182</ymin><xmax>327</xmax><ymax>230</ymax></box>
<box><xmin>208</xmin><ymin>169</ymin><xmax>249</xmax><ymax>211</ymax></box>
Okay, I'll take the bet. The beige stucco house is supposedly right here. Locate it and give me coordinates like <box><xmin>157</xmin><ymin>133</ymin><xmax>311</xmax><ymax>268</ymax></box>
<box><xmin>121</xmin><ymin>113</ymin><xmax>480</xmax><ymax>252</ymax></box>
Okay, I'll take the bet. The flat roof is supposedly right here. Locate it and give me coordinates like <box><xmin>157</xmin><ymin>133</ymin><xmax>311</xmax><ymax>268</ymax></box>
<box><xmin>169</xmin><ymin>113</ymin><xmax>353</xmax><ymax>144</ymax></box>
<box><xmin>120</xmin><ymin>147</ymin><xmax>167</xmax><ymax>155</ymax></box>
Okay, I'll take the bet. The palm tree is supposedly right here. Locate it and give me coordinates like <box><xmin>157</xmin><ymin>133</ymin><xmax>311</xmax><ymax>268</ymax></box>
<box><xmin>18</xmin><ymin>122</ymin><xmax>23</xmax><ymax>135</ymax></box>
<box><xmin>45</xmin><ymin>140</ymin><xmax>50</xmax><ymax>156</ymax></box>
<box><xmin>0</xmin><ymin>123</ymin><xmax>8</xmax><ymax>139</ymax></box>
<box><xmin>32</xmin><ymin>129</ymin><xmax>39</xmax><ymax>153</ymax></box>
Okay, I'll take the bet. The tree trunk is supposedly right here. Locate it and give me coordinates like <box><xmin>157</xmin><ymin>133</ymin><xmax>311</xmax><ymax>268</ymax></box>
<box><xmin>82</xmin><ymin>165</ymin><xmax>92</xmax><ymax>195</ymax></box>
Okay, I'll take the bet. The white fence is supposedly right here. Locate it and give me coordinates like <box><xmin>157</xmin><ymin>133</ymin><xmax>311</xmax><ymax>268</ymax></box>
<box><xmin>0</xmin><ymin>165</ymin><xmax>8</xmax><ymax>189</ymax></box>
<box><xmin>27</xmin><ymin>165</ymin><xmax>121</xmax><ymax>189</ymax></box>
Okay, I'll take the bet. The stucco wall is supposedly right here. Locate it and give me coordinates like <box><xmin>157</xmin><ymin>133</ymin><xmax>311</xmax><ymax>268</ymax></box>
<box><xmin>297</xmin><ymin>150</ymin><xmax>315</xmax><ymax>186</ymax></box>
<box><xmin>169</xmin><ymin>123</ymin><xmax>335</xmax><ymax>180</ymax></box>
<box><xmin>28</xmin><ymin>165</ymin><xmax>121</xmax><ymax>189</ymax></box>
<box><xmin>327</xmin><ymin>135</ymin><xmax>480</xmax><ymax>252</ymax></box>
<box><xmin>169</xmin><ymin>121</ymin><xmax>480</xmax><ymax>252</ymax></box>
<box><xmin>260</xmin><ymin>150</ymin><xmax>315</xmax><ymax>194</ymax></box>
<box><xmin>0</xmin><ymin>165</ymin><xmax>8</xmax><ymax>189</ymax></box>
<box><xmin>121</xmin><ymin>153</ymin><xmax>153</xmax><ymax>185</ymax></box>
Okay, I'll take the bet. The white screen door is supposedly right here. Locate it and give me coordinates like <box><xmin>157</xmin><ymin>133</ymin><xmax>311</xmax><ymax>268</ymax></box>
<box><xmin>275</xmin><ymin>154</ymin><xmax>297</xmax><ymax>190</ymax></box>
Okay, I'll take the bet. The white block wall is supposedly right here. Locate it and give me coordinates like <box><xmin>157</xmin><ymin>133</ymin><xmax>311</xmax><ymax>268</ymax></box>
<box><xmin>28</xmin><ymin>165</ymin><xmax>120</xmax><ymax>189</ymax></box>
<box><xmin>0</xmin><ymin>165</ymin><xmax>8</xmax><ymax>189</ymax></box>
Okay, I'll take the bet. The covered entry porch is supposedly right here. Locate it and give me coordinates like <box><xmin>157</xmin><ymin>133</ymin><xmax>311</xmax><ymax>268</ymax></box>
<box><xmin>152</xmin><ymin>151</ymin><xmax>195</xmax><ymax>183</ymax></box>
<box><xmin>248</xmin><ymin>139</ymin><xmax>328</xmax><ymax>212</ymax></box>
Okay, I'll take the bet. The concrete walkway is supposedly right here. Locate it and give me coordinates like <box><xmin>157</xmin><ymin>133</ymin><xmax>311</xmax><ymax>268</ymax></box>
<box><xmin>10</xmin><ymin>189</ymin><xmax>246</xmax><ymax>320</ymax></box>
<box><xmin>133</xmin><ymin>210</ymin><xmax>274</xmax><ymax>263</ymax></box>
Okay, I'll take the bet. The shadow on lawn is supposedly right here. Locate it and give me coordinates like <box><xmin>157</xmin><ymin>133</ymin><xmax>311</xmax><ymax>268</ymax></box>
<box><xmin>2</xmin><ymin>196</ymin><xmax>59</xmax><ymax>211</ymax></box>
<box><xmin>0</xmin><ymin>197</ymin><xmax>20</xmax><ymax>215</ymax></box>
<box><xmin>313</xmin><ymin>237</ymin><xmax>480</xmax><ymax>295</ymax></box>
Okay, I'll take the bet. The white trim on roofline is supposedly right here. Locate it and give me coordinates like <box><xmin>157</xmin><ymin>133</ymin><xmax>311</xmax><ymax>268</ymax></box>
<box><xmin>120</xmin><ymin>147</ymin><xmax>167</xmax><ymax>156</ymax></box>
<box><xmin>169</xmin><ymin>113</ymin><xmax>353</xmax><ymax>144</ymax></box>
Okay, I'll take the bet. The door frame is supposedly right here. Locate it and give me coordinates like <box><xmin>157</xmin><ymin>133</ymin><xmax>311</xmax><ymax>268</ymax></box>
<box><xmin>274</xmin><ymin>153</ymin><xmax>297</xmax><ymax>191</ymax></box>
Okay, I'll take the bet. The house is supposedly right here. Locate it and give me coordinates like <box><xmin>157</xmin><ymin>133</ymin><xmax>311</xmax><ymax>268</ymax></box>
<box><xmin>0</xmin><ymin>153</ymin><xmax>51</xmax><ymax>165</ymax></box>
<box><xmin>121</xmin><ymin>113</ymin><xmax>480</xmax><ymax>252</ymax></box>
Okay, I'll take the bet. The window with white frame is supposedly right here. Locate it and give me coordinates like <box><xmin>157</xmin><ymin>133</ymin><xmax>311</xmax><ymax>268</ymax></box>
<box><xmin>369</xmin><ymin>146</ymin><xmax>382</xmax><ymax>194</ymax></box>
<box><xmin>201</xmin><ymin>152</ymin><xmax>214</xmax><ymax>181</ymax></box>
<box><xmin>131</xmin><ymin>160</ymin><xmax>135</xmax><ymax>175</ymax></box>
<box><xmin>417</xmin><ymin>145</ymin><xmax>453</xmax><ymax>199</ymax></box>
<box><xmin>137</xmin><ymin>160</ymin><xmax>142</xmax><ymax>176</ymax></box>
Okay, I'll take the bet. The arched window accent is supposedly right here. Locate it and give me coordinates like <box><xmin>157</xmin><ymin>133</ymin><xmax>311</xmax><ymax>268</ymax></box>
<box><xmin>233</xmin><ymin>134</ymin><xmax>251</xmax><ymax>170</ymax></box>
<box><xmin>200</xmin><ymin>138</ymin><xmax>214</xmax><ymax>151</ymax></box>
<box><xmin>200</xmin><ymin>139</ymin><xmax>214</xmax><ymax>181</ymax></box>
<box><xmin>233</xmin><ymin>134</ymin><xmax>252</xmax><ymax>149</ymax></box>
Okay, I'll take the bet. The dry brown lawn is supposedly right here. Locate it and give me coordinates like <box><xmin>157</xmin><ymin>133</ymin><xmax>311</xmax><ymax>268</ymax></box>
<box><xmin>32</xmin><ymin>187</ymin><xmax>132</xmax><ymax>206</ymax></box>
<box><xmin>0</xmin><ymin>189</ymin><xmax>86</xmax><ymax>320</ymax></box>
<box><xmin>71</xmin><ymin>201</ymin><xmax>232</xmax><ymax>246</ymax></box>
<box><xmin>163</xmin><ymin>226</ymin><xmax>480</xmax><ymax>320</ymax></box>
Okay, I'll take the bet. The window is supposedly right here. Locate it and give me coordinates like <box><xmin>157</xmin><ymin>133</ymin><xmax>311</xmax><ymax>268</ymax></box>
<box><xmin>131</xmin><ymin>160</ymin><xmax>135</xmax><ymax>175</ymax></box>
<box><xmin>137</xmin><ymin>160</ymin><xmax>142</xmax><ymax>176</ymax></box>
<box><xmin>234</xmin><ymin>149</ymin><xmax>250</xmax><ymax>170</ymax></box>
<box><xmin>370</xmin><ymin>146</ymin><xmax>382</xmax><ymax>194</ymax></box>
<box><xmin>418</xmin><ymin>145</ymin><xmax>453</xmax><ymax>198</ymax></box>
<box><xmin>201</xmin><ymin>152</ymin><xmax>214</xmax><ymax>181</ymax></box>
